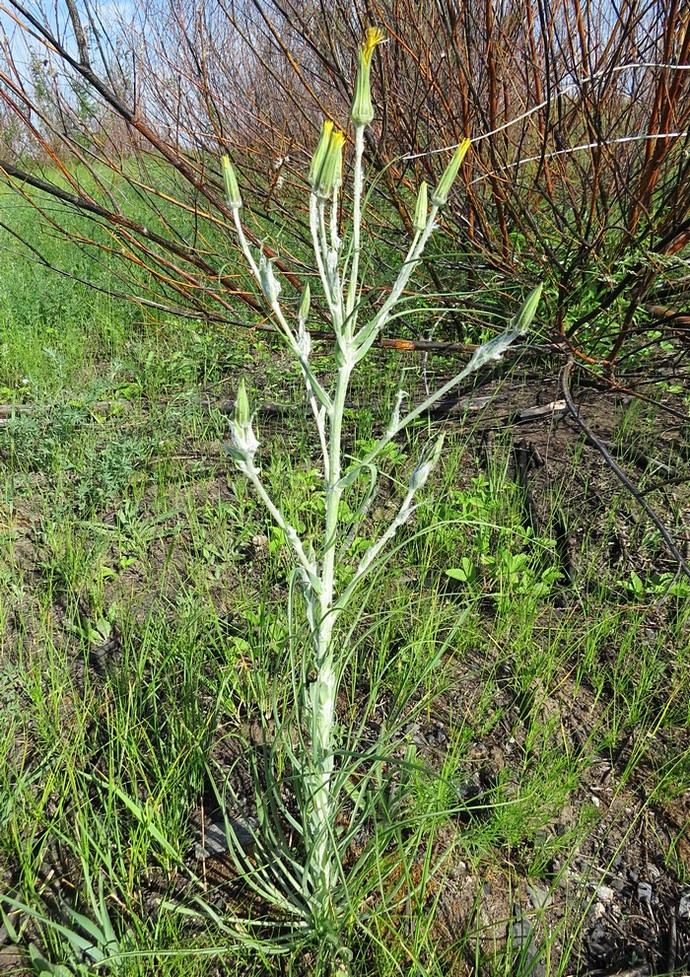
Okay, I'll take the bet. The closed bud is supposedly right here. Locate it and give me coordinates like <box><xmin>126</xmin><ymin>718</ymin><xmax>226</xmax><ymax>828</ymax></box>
<box><xmin>259</xmin><ymin>252</ymin><xmax>282</xmax><ymax>305</ymax></box>
<box><xmin>513</xmin><ymin>284</ymin><xmax>543</xmax><ymax>335</ymax></box>
<box><xmin>409</xmin><ymin>433</ymin><xmax>445</xmax><ymax>493</ymax></box>
<box><xmin>298</xmin><ymin>283</ymin><xmax>311</xmax><ymax>323</ymax></box>
<box><xmin>315</xmin><ymin>129</ymin><xmax>346</xmax><ymax>200</ymax></box>
<box><xmin>297</xmin><ymin>284</ymin><xmax>312</xmax><ymax>358</ymax></box>
<box><xmin>309</xmin><ymin>120</ymin><xmax>334</xmax><ymax>189</ymax></box>
<box><xmin>413</xmin><ymin>181</ymin><xmax>428</xmax><ymax>232</ymax></box>
<box><xmin>431</xmin><ymin>138</ymin><xmax>471</xmax><ymax>207</ymax></box>
<box><xmin>234</xmin><ymin>378</ymin><xmax>250</xmax><ymax>427</ymax></box>
<box><xmin>230</xmin><ymin>379</ymin><xmax>260</xmax><ymax>460</ymax></box>
<box><xmin>386</xmin><ymin>388</ymin><xmax>408</xmax><ymax>438</ymax></box>
<box><xmin>221</xmin><ymin>155</ymin><xmax>242</xmax><ymax>209</ymax></box>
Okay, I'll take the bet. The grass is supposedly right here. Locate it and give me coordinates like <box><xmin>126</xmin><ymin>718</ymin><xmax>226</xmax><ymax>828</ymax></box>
<box><xmin>1</xmin><ymin>202</ymin><xmax>689</xmax><ymax>975</ymax></box>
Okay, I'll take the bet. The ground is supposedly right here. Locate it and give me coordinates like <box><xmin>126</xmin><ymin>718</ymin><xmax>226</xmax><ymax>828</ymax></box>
<box><xmin>1</xmin><ymin>345</ymin><xmax>689</xmax><ymax>975</ymax></box>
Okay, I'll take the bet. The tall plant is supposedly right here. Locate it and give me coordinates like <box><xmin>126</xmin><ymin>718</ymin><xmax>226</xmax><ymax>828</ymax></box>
<box><xmin>220</xmin><ymin>28</ymin><xmax>542</xmax><ymax>970</ymax></box>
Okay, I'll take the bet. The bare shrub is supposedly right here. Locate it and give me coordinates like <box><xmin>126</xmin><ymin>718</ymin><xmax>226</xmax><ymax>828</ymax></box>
<box><xmin>1</xmin><ymin>0</ymin><xmax>689</xmax><ymax>366</ymax></box>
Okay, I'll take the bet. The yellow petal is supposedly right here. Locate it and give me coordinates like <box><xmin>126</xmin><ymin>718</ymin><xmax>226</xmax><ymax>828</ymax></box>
<box><xmin>362</xmin><ymin>26</ymin><xmax>386</xmax><ymax>66</ymax></box>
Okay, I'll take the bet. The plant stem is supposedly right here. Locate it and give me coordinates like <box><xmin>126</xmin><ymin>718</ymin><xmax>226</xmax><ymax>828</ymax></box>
<box><xmin>305</xmin><ymin>356</ymin><xmax>352</xmax><ymax>916</ymax></box>
<box><xmin>345</xmin><ymin>124</ymin><xmax>366</xmax><ymax>335</ymax></box>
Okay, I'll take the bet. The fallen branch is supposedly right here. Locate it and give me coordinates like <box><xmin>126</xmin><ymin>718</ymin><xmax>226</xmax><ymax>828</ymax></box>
<box><xmin>559</xmin><ymin>356</ymin><xmax>690</xmax><ymax>583</ymax></box>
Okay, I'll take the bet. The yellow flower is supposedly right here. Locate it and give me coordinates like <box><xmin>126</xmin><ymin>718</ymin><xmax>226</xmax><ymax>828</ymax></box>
<box><xmin>350</xmin><ymin>27</ymin><xmax>386</xmax><ymax>127</ymax></box>
<box><xmin>362</xmin><ymin>26</ymin><xmax>386</xmax><ymax>62</ymax></box>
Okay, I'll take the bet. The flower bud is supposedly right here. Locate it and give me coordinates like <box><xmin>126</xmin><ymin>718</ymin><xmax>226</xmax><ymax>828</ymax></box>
<box><xmin>259</xmin><ymin>252</ymin><xmax>282</xmax><ymax>305</ymax></box>
<box><xmin>298</xmin><ymin>284</ymin><xmax>311</xmax><ymax>323</ymax></box>
<box><xmin>297</xmin><ymin>322</ymin><xmax>312</xmax><ymax>360</ymax></box>
<box><xmin>513</xmin><ymin>284</ymin><xmax>543</xmax><ymax>335</ymax></box>
<box><xmin>350</xmin><ymin>27</ymin><xmax>386</xmax><ymax>127</ymax></box>
<box><xmin>413</xmin><ymin>181</ymin><xmax>428</xmax><ymax>232</ymax></box>
<box><xmin>386</xmin><ymin>388</ymin><xmax>408</xmax><ymax>438</ymax></box>
<box><xmin>408</xmin><ymin>434</ymin><xmax>445</xmax><ymax>493</ymax></box>
<box><xmin>234</xmin><ymin>378</ymin><xmax>250</xmax><ymax>427</ymax></box>
<box><xmin>297</xmin><ymin>286</ymin><xmax>312</xmax><ymax>358</ymax></box>
<box><xmin>221</xmin><ymin>155</ymin><xmax>242</xmax><ymax>209</ymax></box>
<box><xmin>315</xmin><ymin>129</ymin><xmax>346</xmax><ymax>199</ymax></box>
<box><xmin>230</xmin><ymin>379</ymin><xmax>260</xmax><ymax>461</ymax></box>
<box><xmin>431</xmin><ymin>138</ymin><xmax>471</xmax><ymax>207</ymax></box>
<box><xmin>309</xmin><ymin>120</ymin><xmax>334</xmax><ymax>189</ymax></box>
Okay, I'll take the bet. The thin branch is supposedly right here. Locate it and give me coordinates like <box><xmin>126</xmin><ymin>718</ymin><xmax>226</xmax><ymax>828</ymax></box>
<box><xmin>560</xmin><ymin>357</ymin><xmax>690</xmax><ymax>582</ymax></box>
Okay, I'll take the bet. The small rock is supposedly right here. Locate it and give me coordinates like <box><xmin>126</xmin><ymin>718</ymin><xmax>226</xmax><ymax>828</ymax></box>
<box><xmin>588</xmin><ymin>922</ymin><xmax>613</xmax><ymax>960</ymax></box>
<box><xmin>528</xmin><ymin>882</ymin><xmax>553</xmax><ymax>909</ymax></box>
<box><xmin>637</xmin><ymin>881</ymin><xmax>653</xmax><ymax>905</ymax></box>
<box><xmin>591</xmin><ymin>900</ymin><xmax>607</xmax><ymax>921</ymax></box>
<box><xmin>195</xmin><ymin>817</ymin><xmax>256</xmax><ymax>859</ymax></box>
<box><xmin>596</xmin><ymin>884</ymin><xmax>615</xmax><ymax>904</ymax></box>
<box><xmin>678</xmin><ymin>889</ymin><xmax>690</xmax><ymax>919</ymax></box>
<box><xmin>511</xmin><ymin>915</ymin><xmax>546</xmax><ymax>977</ymax></box>
<box><xmin>195</xmin><ymin>820</ymin><xmax>228</xmax><ymax>859</ymax></box>
<box><xmin>511</xmin><ymin>915</ymin><xmax>533</xmax><ymax>947</ymax></box>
